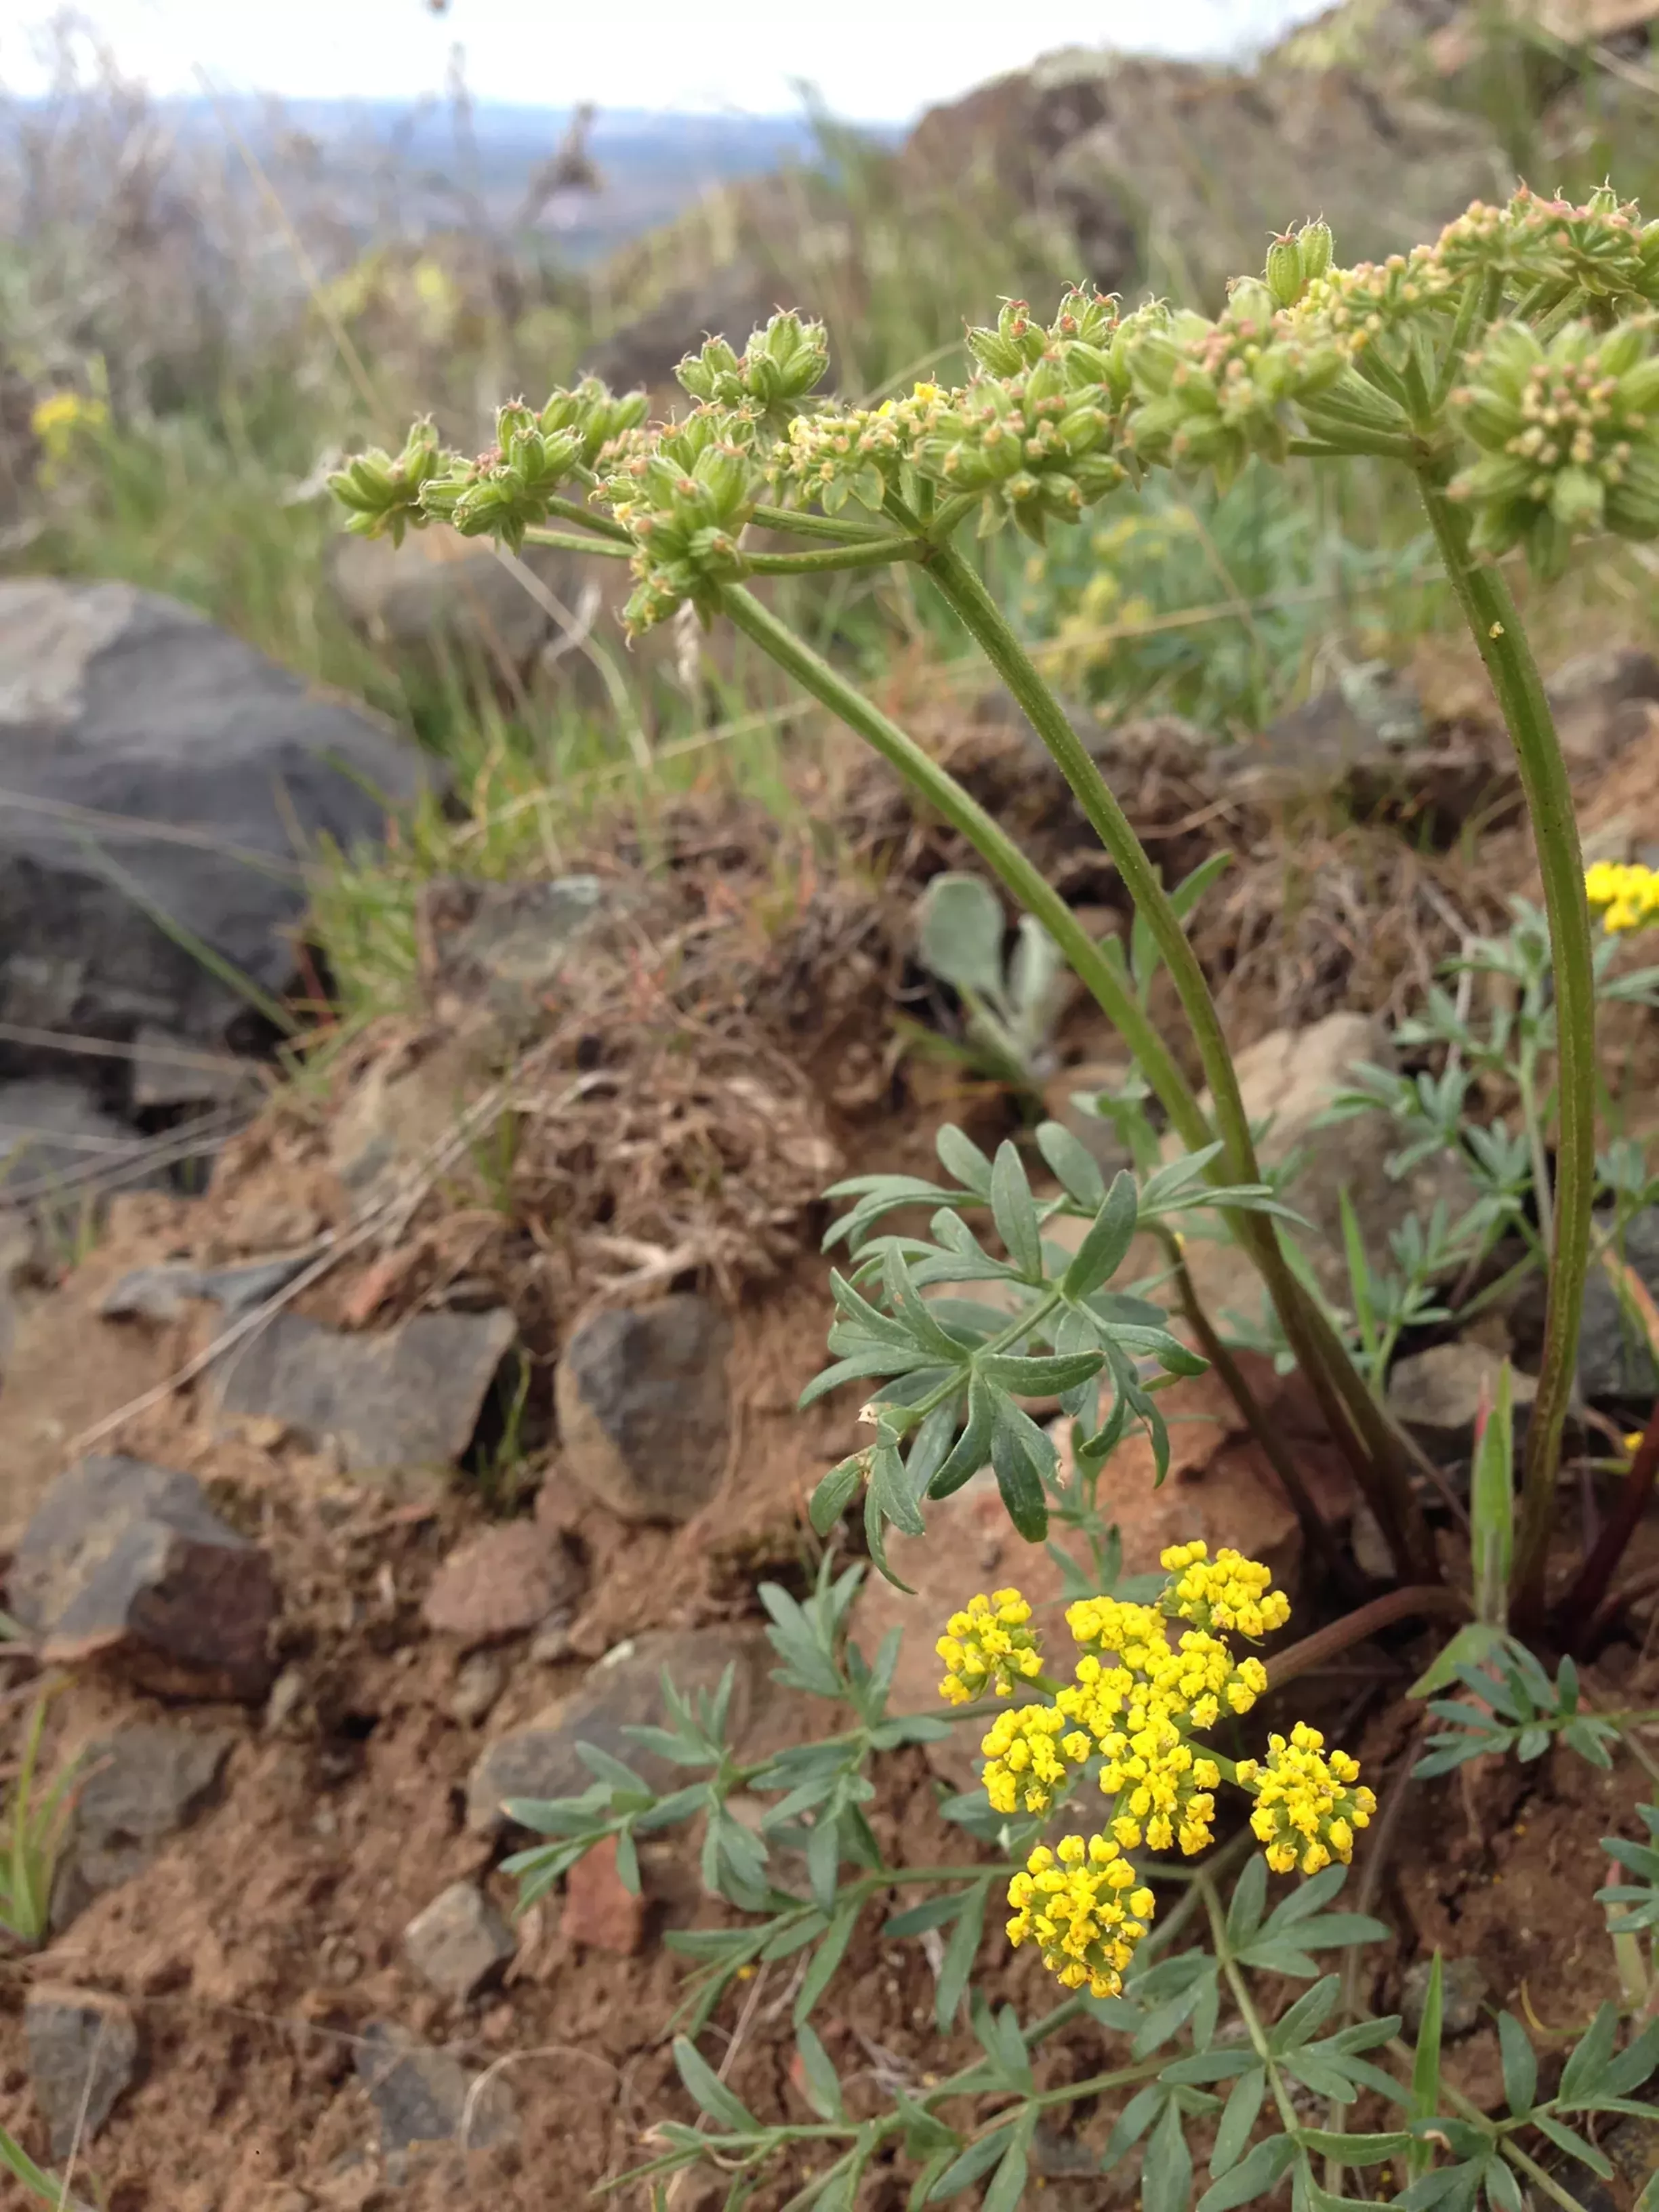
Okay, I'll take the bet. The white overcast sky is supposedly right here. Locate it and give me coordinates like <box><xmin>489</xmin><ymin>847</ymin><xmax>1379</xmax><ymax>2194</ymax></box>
<box><xmin>4</xmin><ymin>2</ymin><xmax>1328</xmax><ymax>119</ymax></box>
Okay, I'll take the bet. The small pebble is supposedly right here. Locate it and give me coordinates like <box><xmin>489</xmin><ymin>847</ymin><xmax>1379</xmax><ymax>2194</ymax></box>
<box><xmin>451</xmin><ymin>1651</ymin><xmax>506</xmax><ymax>1727</ymax></box>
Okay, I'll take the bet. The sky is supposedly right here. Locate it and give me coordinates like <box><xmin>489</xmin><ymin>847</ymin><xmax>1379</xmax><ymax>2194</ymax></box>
<box><xmin>4</xmin><ymin>1</ymin><xmax>1330</xmax><ymax>121</ymax></box>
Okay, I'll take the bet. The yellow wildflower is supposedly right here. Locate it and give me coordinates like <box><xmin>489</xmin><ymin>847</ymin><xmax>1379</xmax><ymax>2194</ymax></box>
<box><xmin>1586</xmin><ymin>860</ymin><xmax>1659</xmax><ymax>935</ymax></box>
<box><xmin>936</xmin><ymin>1588</ymin><xmax>1043</xmax><ymax>1705</ymax></box>
<box><xmin>1006</xmin><ymin>1834</ymin><xmax>1155</xmax><ymax>1998</ymax></box>
<box><xmin>980</xmin><ymin>1702</ymin><xmax>1088</xmax><ymax>1816</ymax></box>
<box><xmin>30</xmin><ymin>389</ymin><xmax>108</xmax><ymax>466</ymax></box>
<box><xmin>1237</xmin><ymin>1722</ymin><xmax>1377</xmax><ymax>1876</ymax></box>
<box><xmin>1160</xmin><ymin>1540</ymin><xmax>1292</xmax><ymax>1640</ymax></box>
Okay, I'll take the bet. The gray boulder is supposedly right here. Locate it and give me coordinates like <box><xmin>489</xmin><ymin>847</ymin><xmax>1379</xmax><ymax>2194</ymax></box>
<box><xmin>0</xmin><ymin>579</ymin><xmax>434</xmax><ymax>1052</ymax></box>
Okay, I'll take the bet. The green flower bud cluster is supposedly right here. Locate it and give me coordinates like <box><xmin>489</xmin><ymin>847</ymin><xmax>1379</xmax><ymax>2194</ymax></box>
<box><xmin>771</xmin><ymin>385</ymin><xmax>935</xmax><ymax>516</ymax></box>
<box><xmin>676</xmin><ymin>310</ymin><xmax>831</xmax><ymax>428</ymax></box>
<box><xmin>1264</xmin><ymin>219</ymin><xmax>1334</xmax><ymax>310</ymax></box>
<box><xmin>1437</xmin><ymin>185</ymin><xmax>1659</xmax><ymax>319</ymax></box>
<box><xmin>418</xmin><ymin>398</ymin><xmax>588</xmax><ymax>551</ymax></box>
<box><xmin>1448</xmin><ymin>315</ymin><xmax>1659</xmax><ymax>576</ymax></box>
<box><xmin>1122</xmin><ymin>281</ymin><xmax>1343</xmax><ymax>484</ymax></box>
<box><xmin>916</xmin><ymin>289</ymin><xmax>1131</xmax><ymax>539</ymax></box>
<box><xmin>602</xmin><ymin>406</ymin><xmax>768</xmax><ymax>632</ymax></box>
<box><xmin>1287</xmin><ymin>243</ymin><xmax>1458</xmax><ymax>359</ymax></box>
<box><xmin>328</xmin><ymin>381</ymin><xmax>646</xmax><ymax>556</ymax></box>
<box><xmin>329</xmin><ymin>418</ymin><xmax>445</xmax><ymax>545</ymax></box>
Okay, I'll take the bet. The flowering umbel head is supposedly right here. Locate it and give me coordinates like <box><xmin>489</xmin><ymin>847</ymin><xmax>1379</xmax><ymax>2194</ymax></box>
<box><xmin>941</xmin><ymin>1542</ymin><xmax>1370</xmax><ymax>2001</ymax></box>
<box><xmin>1586</xmin><ymin>860</ymin><xmax>1659</xmax><ymax>934</ymax></box>
<box><xmin>1448</xmin><ymin>316</ymin><xmax>1659</xmax><ymax>577</ymax></box>
<box><xmin>937</xmin><ymin>1589</ymin><xmax>1043</xmax><ymax>1704</ymax></box>
<box><xmin>1006</xmin><ymin>1835</ymin><xmax>1155</xmax><ymax>1998</ymax></box>
<box><xmin>1236</xmin><ymin>1723</ymin><xmax>1377</xmax><ymax>1875</ymax></box>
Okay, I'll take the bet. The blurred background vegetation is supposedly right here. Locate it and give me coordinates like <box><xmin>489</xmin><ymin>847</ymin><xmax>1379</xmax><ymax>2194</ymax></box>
<box><xmin>4</xmin><ymin>0</ymin><xmax>1659</xmax><ymax>1026</ymax></box>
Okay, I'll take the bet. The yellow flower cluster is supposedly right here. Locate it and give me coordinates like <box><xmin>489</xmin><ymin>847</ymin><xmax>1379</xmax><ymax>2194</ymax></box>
<box><xmin>1236</xmin><ymin>1723</ymin><xmax>1378</xmax><ymax>1875</ymax></box>
<box><xmin>1158</xmin><ymin>1540</ymin><xmax>1293</xmax><ymax>1640</ymax></box>
<box><xmin>936</xmin><ymin>1589</ymin><xmax>1044</xmax><ymax>1706</ymax></box>
<box><xmin>981</xmin><ymin>1702</ymin><xmax>1092</xmax><ymax>1816</ymax></box>
<box><xmin>1006</xmin><ymin>1835</ymin><xmax>1157</xmax><ymax>1998</ymax></box>
<box><xmin>940</xmin><ymin>1543</ymin><xmax>1374</xmax><ymax>1988</ymax></box>
<box><xmin>1586</xmin><ymin>861</ymin><xmax>1659</xmax><ymax>935</ymax></box>
<box><xmin>30</xmin><ymin>389</ymin><xmax>108</xmax><ymax>467</ymax></box>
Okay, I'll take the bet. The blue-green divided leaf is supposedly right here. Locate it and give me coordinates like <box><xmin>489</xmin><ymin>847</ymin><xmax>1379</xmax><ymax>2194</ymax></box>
<box><xmin>926</xmin><ymin>2121</ymin><xmax>1017</xmax><ymax>2200</ymax></box>
<box><xmin>1209</xmin><ymin>2065</ymin><xmax>1267</xmax><ymax>2177</ymax></box>
<box><xmin>1294</xmin><ymin>2130</ymin><xmax>1411</xmax><ymax>2165</ymax></box>
<box><xmin>1225</xmin><ymin>1856</ymin><xmax>1269</xmax><ymax>1950</ymax></box>
<box><xmin>794</xmin><ymin>1894</ymin><xmax>861</xmax><ymax>2028</ymax></box>
<box><xmin>673</xmin><ymin>2035</ymin><xmax>759</xmax><ymax>2133</ymax></box>
<box><xmin>928</xmin><ymin>1370</ymin><xmax>996</xmax><ymax>1500</ymax></box>
<box><xmin>883</xmin><ymin>1893</ymin><xmax>969</xmax><ymax>1940</ymax></box>
<box><xmin>1141</xmin><ymin>2095</ymin><xmax>1194</xmax><ymax>2212</ymax></box>
<box><xmin>990</xmin><ymin>1141</ymin><xmax>1042</xmax><ymax>1280</ymax></box>
<box><xmin>979</xmin><ymin>1349</ymin><xmax>1105</xmax><ymax>1394</ymax></box>
<box><xmin>1037</xmin><ymin>1119</ymin><xmax>1107</xmax><ymax>1212</ymax></box>
<box><xmin>1195</xmin><ymin>2129</ymin><xmax>1296</xmax><ymax>2212</ymax></box>
<box><xmin>1497</xmin><ymin>2012</ymin><xmax>1536</xmax><ymax>2118</ymax></box>
<box><xmin>1557</xmin><ymin>2003</ymin><xmax>1620</xmax><ymax>2106</ymax></box>
<box><xmin>809</xmin><ymin>1455</ymin><xmax>863</xmax><ymax>1536</ymax></box>
<box><xmin>1061</xmin><ymin>1170</ymin><xmax>1139</xmax><ymax>1300</ymax></box>
<box><xmin>989</xmin><ymin>1394</ymin><xmax>1052</xmax><ymax>1541</ymax></box>
<box><xmin>981</xmin><ymin>2116</ymin><xmax>1033</xmax><ymax>2212</ymax></box>
<box><xmin>794</xmin><ymin>2022</ymin><xmax>846</xmax><ymax>2121</ymax></box>
<box><xmin>917</xmin><ymin>873</ymin><xmax>1006</xmax><ymax>998</ymax></box>
<box><xmin>869</xmin><ymin>1437</ymin><xmax>925</xmax><ymax>1538</ymax></box>
<box><xmin>935</xmin><ymin>1122</ymin><xmax>995</xmax><ymax>1198</ymax></box>
<box><xmin>936</xmin><ymin>1878</ymin><xmax>989</xmax><ymax>2031</ymax></box>
<box><xmin>1409</xmin><ymin>1620</ymin><xmax>1509</xmax><ymax>1700</ymax></box>
<box><xmin>1170</xmin><ymin>848</ymin><xmax>1233</xmax><ymax>922</ymax></box>
<box><xmin>1532</xmin><ymin>2112</ymin><xmax>1615</xmax><ymax>2180</ymax></box>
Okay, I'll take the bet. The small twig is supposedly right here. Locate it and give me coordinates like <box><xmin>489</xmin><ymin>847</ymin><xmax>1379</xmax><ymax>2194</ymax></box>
<box><xmin>1558</xmin><ymin>1393</ymin><xmax>1659</xmax><ymax>1652</ymax></box>
<box><xmin>1265</xmin><ymin>1586</ymin><xmax>1469</xmax><ymax>1696</ymax></box>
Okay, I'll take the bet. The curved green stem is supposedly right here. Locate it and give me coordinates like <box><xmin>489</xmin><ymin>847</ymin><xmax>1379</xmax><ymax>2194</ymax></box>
<box><xmin>1417</xmin><ymin>472</ymin><xmax>1596</xmax><ymax>1631</ymax></box>
<box><xmin>743</xmin><ymin>535</ymin><xmax>918</xmax><ymax>575</ymax></box>
<box><xmin>520</xmin><ymin>525</ymin><xmax>632</xmax><ymax>559</ymax></box>
<box><xmin>918</xmin><ymin>539</ymin><xmax>1437</xmax><ymax>1582</ymax></box>
<box><xmin>750</xmin><ymin>501</ymin><xmax>897</xmax><ymax>544</ymax></box>
<box><xmin>718</xmin><ymin>583</ymin><xmax>1208</xmax><ymax>1143</ymax></box>
<box><xmin>544</xmin><ymin>493</ymin><xmax>633</xmax><ymax>544</ymax></box>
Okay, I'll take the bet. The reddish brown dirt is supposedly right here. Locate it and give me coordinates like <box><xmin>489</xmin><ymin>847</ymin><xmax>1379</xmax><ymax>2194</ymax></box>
<box><xmin>5</xmin><ymin>725</ymin><xmax>1659</xmax><ymax>2209</ymax></box>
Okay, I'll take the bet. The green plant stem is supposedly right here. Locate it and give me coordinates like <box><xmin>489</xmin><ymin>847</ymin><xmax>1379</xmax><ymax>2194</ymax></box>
<box><xmin>1417</xmin><ymin>472</ymin><xmax>1597</xmax><ymax>1631</ymax></box>
<box><xmin>520</xmin><ymin>525</ymin><xmax>632</xmax><ymax>559</ymax></box>
<box><xmin>720</xmin><ymin>581</ymin><xmax>1424</xmax><ymax>1565</ymax></box>
<box><xmin>717</xmin><ymin>584</ymin><xmax>1205</xmax><ymax>1141</ymax></box>
<box><xmin>1157</xmin><ymin>1229</ymin><xmax>1362</xmax><ymax>1599</ymax></box>
<box><xmin>545</xmin><ymin>493</ymin><xmax>633</xmax><ymax>544</ymax></box>
<box><xmin>918</xmin><ymin>537</ymin><xmax>1437</xmax><ymax>1583</ymax></box>
<box><xmin>750</xmin><ymin>501</ymin><xmax>897</xmax><ymax>544</ymax></box>
<box><xmin>744</xmin><ymin>536</ymin><xmax>919</xmax><ymax>575</ymax></box>
<box><xmin>1396</xmin><ymin>2056</ymin><xmax>1594</xmax><ymax>2212</ymax></box>
<box><xmin>1202</xmin><ymin>1875</ymin><xmax>1307</xmax><ymax>2136</ymax></box>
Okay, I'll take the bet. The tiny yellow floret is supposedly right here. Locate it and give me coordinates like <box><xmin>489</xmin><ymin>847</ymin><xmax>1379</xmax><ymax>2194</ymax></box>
<box><xmin>936</xmin><ymin>1587</ymin><xmax>1043</xmax><ymax>1704</ymax></box>
<box><xmin>1587</xmin><ymin>861</ymin><xmax>1659</xmax><ymax>936</ymax></box>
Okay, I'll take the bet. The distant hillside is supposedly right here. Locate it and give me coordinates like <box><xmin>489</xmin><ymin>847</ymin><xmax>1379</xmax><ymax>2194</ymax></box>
<box><xmin>152</xmin><ymin>98</ymin><xmax>899</xmax><ymax>260</ymax></box>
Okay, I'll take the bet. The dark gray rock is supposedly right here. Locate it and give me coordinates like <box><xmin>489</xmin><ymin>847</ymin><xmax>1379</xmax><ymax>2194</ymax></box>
<box><xmin>7</xmin><ymin>1454</ymin><xmax>276</xmax><ymax>1700</ymax></box>
<box><xmin>1385</xmin><ymin>1341</ymin><xmax>1536</xmax><ymax>1466</ymax></box>
<box><xmin>211</xmin><ymin>1308</ymin><xmax>516</xmax><ymax>1470</ymax></box>
<box><xmin>0</xmin><ymin>1079</ymin><xmax>158</xmax><ymax>1212</ymax></box>
<box><xmin>1578</xmin><ymin>1210</ymin><xmax>1659</xmax><ymax>1403</ymax></box>
<box><xmin>71</xmin><ymin>1721</ymin><xmax>237</xmax><ymax>1892</ymax></box>
<box><xmin>467</xmin><ymin>1627</ymin><xmax>763</xmax><ymax>1836</ymax></box>
<box><xmin>99</xmin><ymin>1251</ymin><xmax>314</xmax><ymax>1324</ymax></box>
<box><xmin>25</xmin><ymin>1986</ymin><xmax>142</xmax><ymax>2157</ymax></box>
<box><xmin>354</xmin><ymin>2021</ymin><xmax>516</xmax><ymax>2154</ymax></box>
<box><xmin>1401</xmin><ymin>1956</ymin><xmax>1488</xmax><ymax>2041</ymax></box>
<box><xmin>403</xmin><ymin>1881</ymin><xmax>516</xmax><ymax>2001</ymax></box>
<box><xmin>556</xmin><ymin>1294</ymin><xmax>731</xmax><ymax>1523</ymax></box>
<box><xmin>0</xmin><ymin>578</ymin><xmax>433</xmax><ymax>1050</ymax></box>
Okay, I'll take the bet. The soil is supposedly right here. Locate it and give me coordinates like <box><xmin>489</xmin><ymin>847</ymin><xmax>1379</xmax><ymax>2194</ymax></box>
<box><xmin>4</xmin><ymin>701</ymin><xmax>1659</xmax><ymax>2211</ymax></box>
